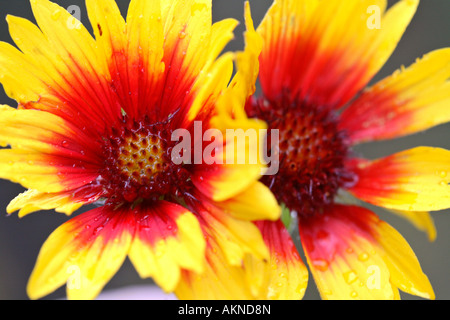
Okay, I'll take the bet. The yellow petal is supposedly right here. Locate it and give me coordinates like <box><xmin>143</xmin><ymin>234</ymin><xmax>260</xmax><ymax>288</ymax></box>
<box><xmin>0</xmin><ymin>105</ymin><xmax>67</xmax><ymax>150</ymax></box>
<box><xmin>216</xmin><ymin>181</ymin><xmax>281</xmax><ymax>221</ymax></box>
<box><xmin>175</xmin><ymin>236</ymin><xmax>258</xmax><ymax>300</ymax></box>
<box><xmin>0</xmin><ymin>149</ymin><xmax>62</xmax><ymax>193</ymax></box>
<box><xmin>0</xmin><ymin>41</ymin><xmax>47</xmax><ymax>103</ymax></box>
<box><xmin>374</xmin><ymin>217</ymin><xmax>435</xmax><ymax>299</ymax></box>
<box><xmin>30</xmin><ymin>0</ymin><xmax>105</xmax><ymax>78</ymax></box>
<box><xmin>85</xmin><ymin>0</ymin><xmax>126</xmax><ymax>61</ymax></box>
<box><xmin>7</xmin><ymin>189</ymin><xmax>83</xmax><ymax>217</ymax></box>
<box><xmin>388</xmin><ymin>209</ymin><xmax>437</xmax><ymax>242</ymax></box>
<box><xmin>212</xmin><ymin>2</ymin><xmax>262</xmax><ymax>124</ymax></box>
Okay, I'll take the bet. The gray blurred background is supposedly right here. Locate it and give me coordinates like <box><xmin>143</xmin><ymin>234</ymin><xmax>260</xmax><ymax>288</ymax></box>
<box><xmin>0</xmin><ymin>0</ymin><xmax>448</xmax><ymax>300</ymax></box>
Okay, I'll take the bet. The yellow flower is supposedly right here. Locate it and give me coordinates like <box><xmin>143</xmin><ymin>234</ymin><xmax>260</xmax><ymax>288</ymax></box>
<box><xmin>243</xmin><ymin>0</ymin><xmax>450</xmax><ymax>299</ymax></box>
<box><xmin>0</xmin><ymin>0</ymin><xmax>280</xmax><ymax>299</ymax></box>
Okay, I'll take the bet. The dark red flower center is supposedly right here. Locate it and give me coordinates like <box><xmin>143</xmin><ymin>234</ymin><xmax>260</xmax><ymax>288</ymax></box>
<box><xmin>100</xmin><ymin>116</ymin><xmax>193</xmax><ymax>204</ymax></box>
<box><xmin>247</xmin><ymin>95</ymin><xmax>357</xmax><ymax>217</ymax></box>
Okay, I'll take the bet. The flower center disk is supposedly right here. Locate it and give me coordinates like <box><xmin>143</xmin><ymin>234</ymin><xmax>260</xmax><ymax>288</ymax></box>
<box><xmin>249</xmin><ymin>97</ymin><xmax>356</xmax><ymax>217</ymax></box>
<box><xmin>101</xmin><ymin>117</ymin><xmax>191</xmax><ymax>203</ymax></box>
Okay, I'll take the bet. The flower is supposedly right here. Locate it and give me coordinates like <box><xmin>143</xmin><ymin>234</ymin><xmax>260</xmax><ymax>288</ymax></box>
<box><xmin>243</xmin><ymin>0</ymin><xmax>450</xmax><ymax>299</ymax></box>
<box><xmin>0</xmin><ymin>0</ymin><xmax>280</xmax><ymax>299</ymax></box>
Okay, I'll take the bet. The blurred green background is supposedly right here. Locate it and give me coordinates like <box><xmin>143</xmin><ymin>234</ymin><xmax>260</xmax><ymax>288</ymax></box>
<box><xmin>0</xmin><ymin>0</ymin><xmax>448</xmax><ymax>300</ymax></box>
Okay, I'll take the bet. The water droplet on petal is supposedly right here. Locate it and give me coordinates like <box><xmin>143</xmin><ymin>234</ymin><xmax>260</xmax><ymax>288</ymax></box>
<box><xmin>312</xmin><ymin>259</ymin><xmax>329</xmax><ymax>272</ymax></box>
<box><xmin>358</xmin><ymin>252</ymin><xmax>369</xmax><ymax>262</ymax></box>
<box><xmin>93</xmin><ymin>226</ymin><xmax>103</xmax><ymax>235</ymax></box>
<box><xmin>350</xmin><ymin>291</ymin><xmax>358</xmax><ymax>298</ymax></box>
<box><xmin>343</xmin><ymin>270</ymin><xmax>358</xmax><ymax>284</ymax></box>
<box><xmin>51</xmin><ymin>9</ymin><xmax>62</xmax><ymax>21</ymax></box>
<box><xmin>295</xmin><ymin>285</ymin><xmax>306</xmax><ymax>295</ymax></box>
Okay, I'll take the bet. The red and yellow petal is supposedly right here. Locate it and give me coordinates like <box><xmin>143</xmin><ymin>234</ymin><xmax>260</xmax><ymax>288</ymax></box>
<box><xmin>3</xmin><ymin>0</ymin><xmax>107</xmax><ymax>107</ymax></box>
<box><xmin>257</xmin><ymin>0</ymin><xmax>418</xmax><ymax>109</ymax></box>
<box><xmin>348</xmin><ymin>147</ymin><xmax>450</xmax><ymax>212</ymax></box>
<box><xmin>27</xmin><ymin>205</ymin><xmax>134</xmax><ymax>300</ymax></box>
<box><xmin>8</xmin><ymin>0</ymin><xmax>121</xmax><ymax>130</ymax></box>
<box><xmin>0</xmin><ymin>105</ymin><xmax>103</xmax><ymax>194</ymax></box>
<box><xmin>159</xmin><ymin>0</ymin><xmax>234</xmax><ymax>125</ymax></box>
<box><xmin>27</xmin><ymin>200</ymin><xmax>206</xmax><ymax>300</ymax></box>
<box><xmin>299</xmin><ymin>204</ymin><xmax>434</xmax><ymax>300</ymax></box>
<box><xmin>340</xmin><ymin>48</ymin><xmax>450</xmax><ymax>144</ymax></box>
<box><xmin>87</xmin><ymin>0</ymin><xmax>164</xmax><ymax>121</ymax></box>
<box><xmin>128</xmin><ymin>201</ymin><xmax>205</xmax><ymax>293</ymax></box>
<box><xmin>254</xmin><ymin>220</ymin><xmax>309</xmax><ymax>300</ymax></box>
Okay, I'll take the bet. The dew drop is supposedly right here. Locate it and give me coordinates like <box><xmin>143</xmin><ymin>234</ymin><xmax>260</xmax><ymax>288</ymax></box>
<box><xmin>295</xmin><ymin>285</ymin><xmax>306</xmax><ymax>295</ymax></box>
<box><xmin>343</xmin><ymin>270</ymin><xmax>358</xmax><ymax>284</ymax></box>
<box><xmin>51</xmin><ymin>9</ymin><xmax>62</xmax><ymax>21</ymax></box>
<box><xmin>350</xmin><ymin>291</ymin><xmax>358</xmax><ymax>298</ymax></box>
<box><xmin>178</xmin><ymin>31</ymin><xmax>187</xmax><ymax>39</ymax></box>
<box><xmin>312</xmin><ymin>259</ymin><xmax>329</xmax><ymax>272</ymax></box>
<box><xmin>358</xmin><ymin>252</ymin><xmax>369</xmax><ymax>262</ymax></box>
<box><xmin>93</xmin><ymin>226</ymin><xmax>103</xmax><ymax>235</ymax></box>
